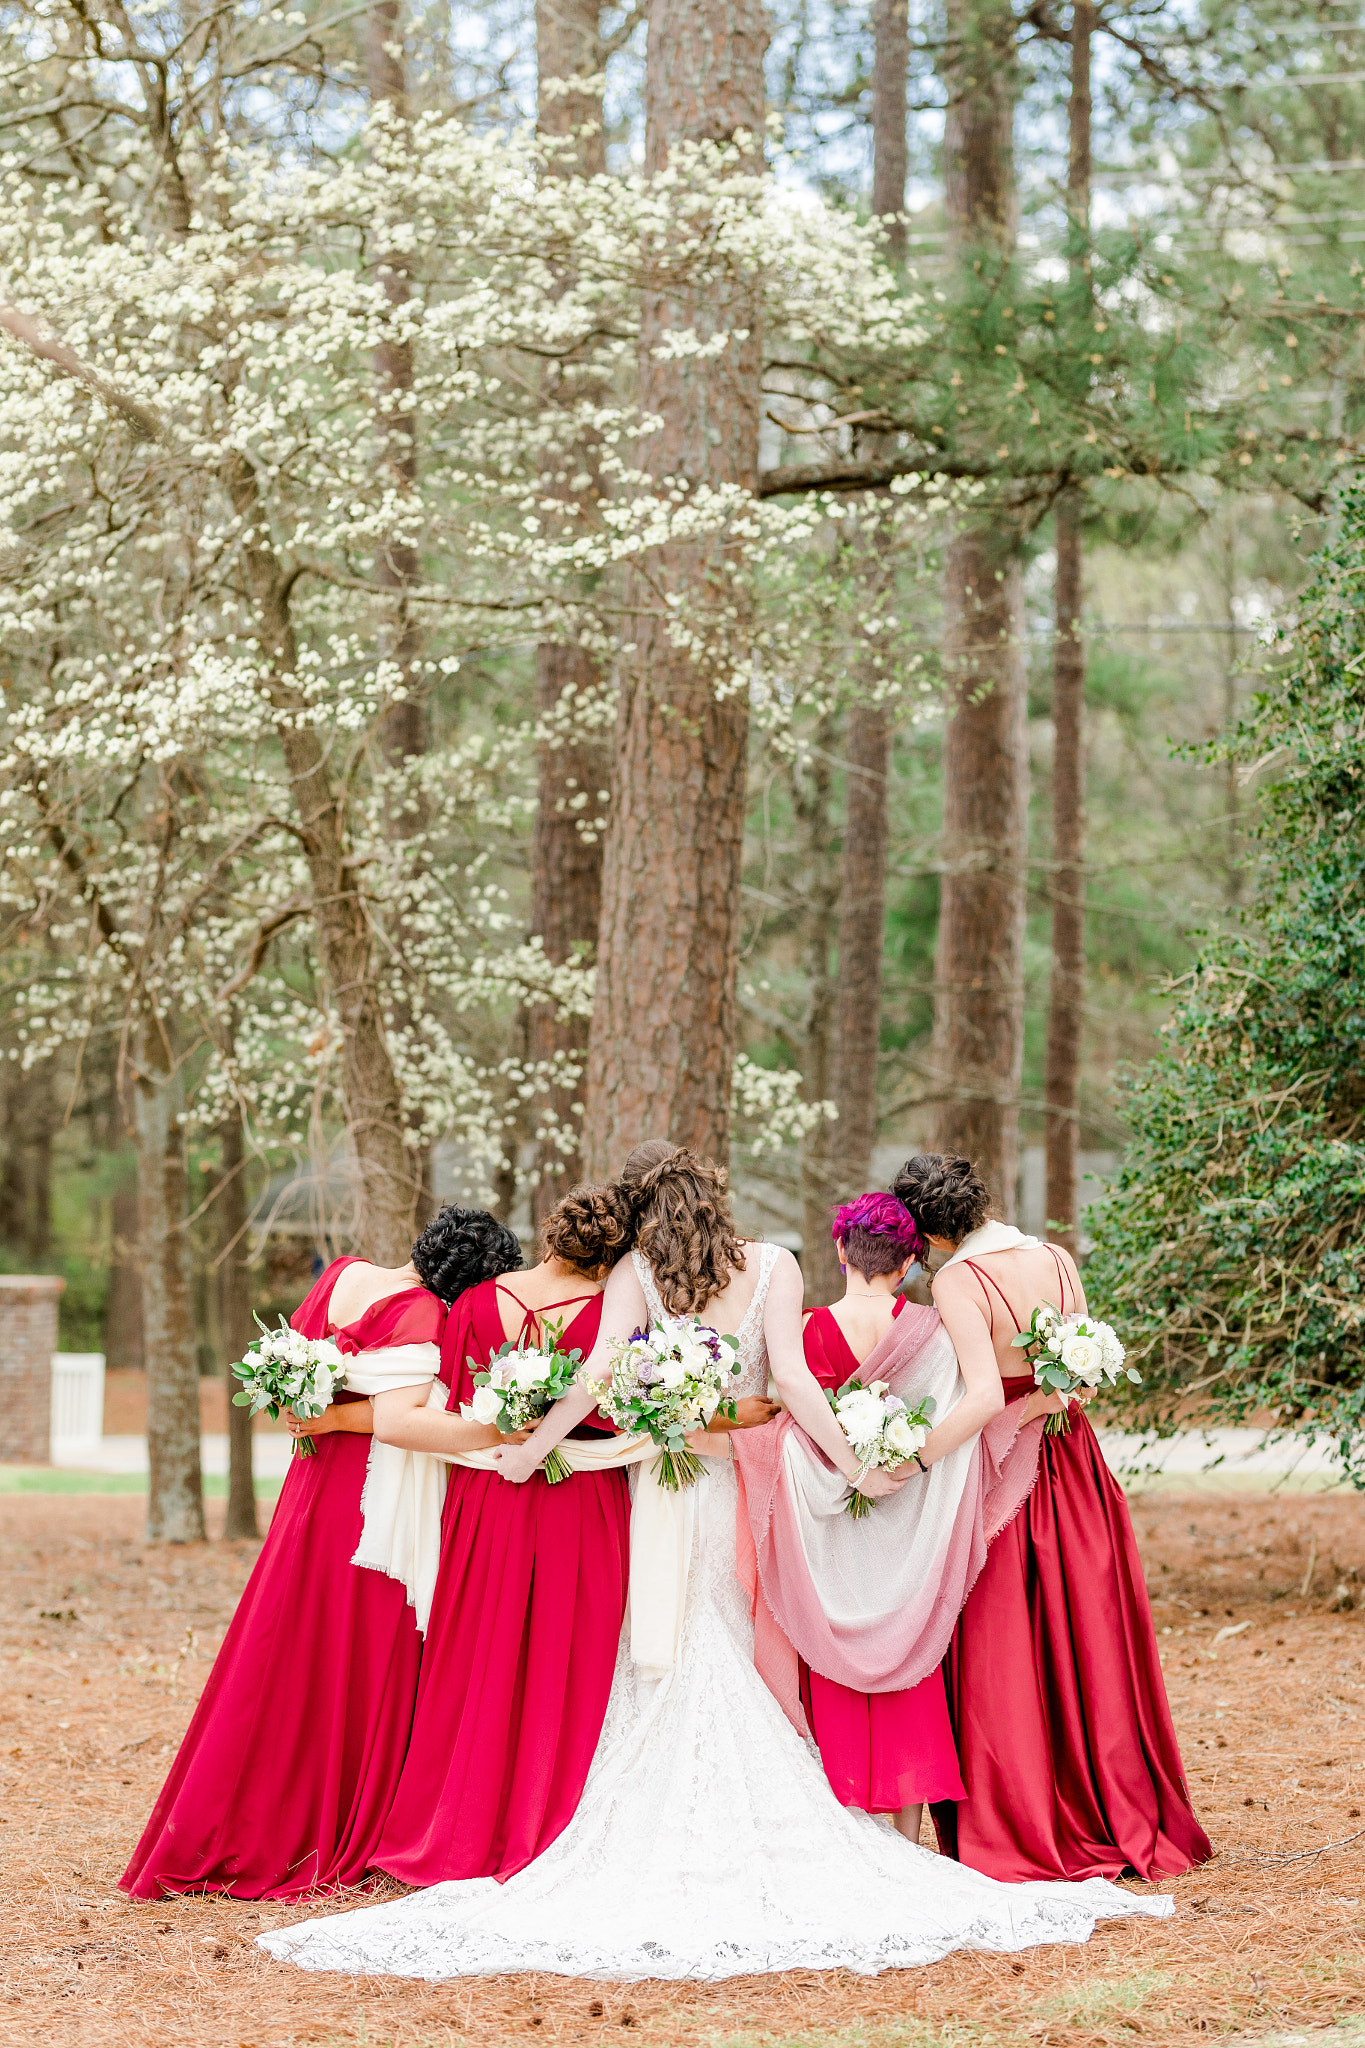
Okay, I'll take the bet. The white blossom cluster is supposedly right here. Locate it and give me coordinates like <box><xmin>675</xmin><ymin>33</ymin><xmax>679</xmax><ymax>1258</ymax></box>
<box><xmin>0</xmin><ymin>94</ymin><xmax>959</xmax><ymax>1200</ymax></box>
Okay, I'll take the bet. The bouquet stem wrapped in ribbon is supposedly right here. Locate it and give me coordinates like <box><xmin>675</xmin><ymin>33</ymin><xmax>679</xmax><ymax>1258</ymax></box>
<box><xmin>231</xmin><ymin>1317</ymin><xmax>344</xmax><ymax>1456</ymax></box>
<box><xmin>466</xmin><ymin>1319</ymin><xmax>585</xmax><ymax>1483</ymax></box>
<box><xmin>595</xmin><ymin>1315</ymin><xmax>741</xmax><ymax>1490</ymax></box>
<box><xmin>826</xmin><ymin>1376</ymin><xmax>936</xmax><ymax>1517</ymax></box>
<box><xmin>1011</xmin><ymin>1302</ymin><xmax>1139</xmax><ymax>1433</ymax></box>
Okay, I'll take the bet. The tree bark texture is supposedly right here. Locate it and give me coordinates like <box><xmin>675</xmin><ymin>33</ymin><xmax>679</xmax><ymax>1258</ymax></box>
<box><xmin>529</xmin><ymin>0</ymin><xmax>609</xmax><ymax>1221</ymax></box>
<box><xmin>0</xmin><ymin>1055</ymin><xmax>54</xmax><ymax>1262</ymax></box>
<box><xmin>537</xmin><ymin>0</ymin><xmax>608</xmax><ymax>174</ymax></box>
<box><xmin>216</xmin><ymin>1109</ymin><xmax>259</xmax><ymax>1540</ymax></box>
<box><xmin>1043</xmin><ymin>3</ymin><xmax>1094</xmax><ymax>1254</ymax></box>
<box><xmin>825</xmin><ymin>6</ymin><xmax>908</xmax><ymax>1207</ymax></box>
<box><xmin>833</xmin><ymin>701</ymin><xmax>891</xmax><ymax>1193</ymax></box>
<box><xmin>134</xmin><ymin>1027</ymin><xmax>204</xmax><ymax>1544</ymax></box>
<box><xmin>930</xmin><ymin>0</ymin><xmax>1026</xmax><ymax>1217</ymax></box>
<box><xmin>871</xmin><ymin>0</ymin><xmax>909</xmax><ymax>261</ymax></box>
<box><xmin>794</xmin><ymin>730</ymin><xmax>844</xmax><ymax>1305</ymax></box>
<box><xmin>230</xmin><ymin>459</ymin><xmax>423</xmax><ymax>1263</ymax></box>
<box><xmin>105</xmin><ymin>1173</ymin><xmax>144</xmax><ymax>1373</ymax></box>
<box><xmin>581</xmin><ymin>0</ymin><xmax>767</xmax><ymax>1178</ymax></box>
<box><xmin>930</xmin><ymin>532</ymin><xmax>1028</xmax><ymax>1217</ymax></box>
<box><xmin>366</xmin><ymin>0</ymin><xmax>425</xmax><ymax>765</ymax></box>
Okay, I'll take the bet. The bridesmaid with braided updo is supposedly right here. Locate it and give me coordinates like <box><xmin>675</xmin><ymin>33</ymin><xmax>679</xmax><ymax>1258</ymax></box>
<box><xmin>367</xmin><ymin>1180</ymin><xmax>636</xmax><ymax>1885</ymax></box>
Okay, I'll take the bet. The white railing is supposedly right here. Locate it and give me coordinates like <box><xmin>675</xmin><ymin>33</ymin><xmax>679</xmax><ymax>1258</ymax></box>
<box><xmin>50</xmin><ymin>1352</ymin><xmax>105</xmax><ymax>1458</ymax></box>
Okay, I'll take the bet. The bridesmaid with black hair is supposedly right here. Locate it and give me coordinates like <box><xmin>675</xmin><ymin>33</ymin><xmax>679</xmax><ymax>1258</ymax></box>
<box><xmin>121</xmin><ymin>1205</ymin><xmax>524</xmax><ymax>1901</ymax></box>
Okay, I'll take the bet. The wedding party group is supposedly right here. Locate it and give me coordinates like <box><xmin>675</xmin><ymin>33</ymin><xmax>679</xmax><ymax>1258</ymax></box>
<box><xmin>119</xmin><ymin>1143</ymin><xmax>1211</xmax><ymax>1982</ymax></box>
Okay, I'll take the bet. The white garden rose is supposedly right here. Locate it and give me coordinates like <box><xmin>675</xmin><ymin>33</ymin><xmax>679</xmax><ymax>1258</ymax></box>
<box><xmin>511</xmin><ymin>1355</ymin><xmax>549</xmax><ymax>1392</ymax></box>
<box><xmin>470</xmin><ymin>1385</ymin><xmax>503</xmax><ymax>1426</ymax></box>
<box><xmin>1059</xmin><ymin>1331</ymin><xmax>1102</xmax><ymax>1381</ymax></box>
<box><xmin>883</xmin><ymin>1414</ymin><xmax>924</xmax><ymax>1458</ymax></box>
<box><xmin>656</xmin><ymin>1354</ymin><xmax>687</xmax><ymax>1391</ymax></box>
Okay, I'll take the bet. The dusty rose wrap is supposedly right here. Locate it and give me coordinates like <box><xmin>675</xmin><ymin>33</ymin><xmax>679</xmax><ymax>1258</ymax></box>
<box><xmin>733</xmin><ymin>1302</ymin><xmax>1042</xmax><ymax>1732</ymax></box>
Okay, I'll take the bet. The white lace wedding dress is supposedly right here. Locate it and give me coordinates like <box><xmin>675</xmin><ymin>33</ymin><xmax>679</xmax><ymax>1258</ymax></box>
<box><xmin>261</xmin><ymin>1245</ymin><xmax>1173</xmax><ymax>1982</ymax></box>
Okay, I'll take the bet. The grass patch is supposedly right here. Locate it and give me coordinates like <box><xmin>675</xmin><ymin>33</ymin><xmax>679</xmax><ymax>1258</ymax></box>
<box><xmin>0</xmin><ymin>1468</ymin><xmax>283</xmax><ymax>1497</ymax></box>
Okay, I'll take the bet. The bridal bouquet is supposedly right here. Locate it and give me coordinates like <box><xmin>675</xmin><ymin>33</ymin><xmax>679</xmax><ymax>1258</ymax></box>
<box><xmin>230</xmin><ymin>1319</ymin><xmax>345</xmax><ymax>1457</ymax></box>
<box><xmin>827</xmin><ymin>1378</ymin><xmax>937</xmax><ymax>1518</ymax></box>
<box><xmin>595</xmin><ymin>1316</ymin><xmax>742</xmax><ymax>1490</ymax></box>
<box><xmin>467</xmin><ymin>1322</ymin><xmax>584</xmax><ymax>1484</ymax></box>
<box><xmin>1011</xmin><ymin>1302</ymin><xmax>1139</xmax><ymax>1434</ymax></box>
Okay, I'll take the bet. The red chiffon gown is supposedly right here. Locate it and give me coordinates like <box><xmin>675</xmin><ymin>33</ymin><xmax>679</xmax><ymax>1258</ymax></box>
<box><xmin>373</xmin><ymin>1278</ymin><xmax>630</xmax><ymax>1884</ymax></box>
<box><xmin>121</xmin><ymin>1259</ymin><xmax>441</xmax><ymax>1899</ymax></box>
<box><xmin>797</xmin><ymin>1301</ymin><xmax>965</xmax><ymax>1812</ymax></box>
<box><xmin>931</xmin><ymin>1253</ymin><xmax>1213</xmax><ymax>1882</ymax></box>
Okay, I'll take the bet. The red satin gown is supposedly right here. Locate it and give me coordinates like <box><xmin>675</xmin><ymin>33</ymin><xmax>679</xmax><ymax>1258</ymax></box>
<box><xmin>797</xmin><ymin>1301</ymin><xmax>966</xmax><ymax>1813</ymax></box>
<box><xmin>373</xmin><ymin>1278</ymin><xmax>630</xmax><ymax>1884</ymax></box>
<box><xmin>121</xmin><ymin>1259</ymin><xmax>441</xmax><ymax>1899</ymax></box>
<box><xmin>932</xmin><ymin>1253</ymin><xmax>1213</xmax><ymax>1882</ymax></box>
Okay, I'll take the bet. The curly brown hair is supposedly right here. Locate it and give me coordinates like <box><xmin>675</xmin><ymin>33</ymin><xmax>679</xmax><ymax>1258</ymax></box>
<box><xmin>620</xmin><ymin>1140</ymin><xmax>746</xmax><ymax>1316</ymax></box>
<box><xmin>540</xmin><ymin>1181</ymin><xmax>634</xmax><ymax>1279</ymax></box>
<box><xmin>890</xmin><ymin>1152</ymin><xmax>991</xmax><ymax>1245</ymax></box>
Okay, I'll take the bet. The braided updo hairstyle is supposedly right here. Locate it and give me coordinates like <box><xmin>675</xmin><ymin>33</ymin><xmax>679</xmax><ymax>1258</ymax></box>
<box><xmin>889</xmin><ymin>1153</ymin><xmax>991</xmax><ymax>1247</ymax></box>
<box><xmin>620</xmin><ymin>1140</ymin><xmax>746</xmax><ymax>1317</ymax></box>
<box><xmin>411</xmin><ymin>1204</ymin><xmax>523</xmax><ymax>1305</ymax></box>
<box><xmin>540</xmin><ymin>1181</ymin><xmax>634</xmax><ymax>1279</ymax></box>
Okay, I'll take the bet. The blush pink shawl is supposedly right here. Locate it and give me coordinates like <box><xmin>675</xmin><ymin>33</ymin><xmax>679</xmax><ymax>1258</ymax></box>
<box><xmin>732</xmin><ymin>1301</ymin><xmax>1042</xmax><ymax>1731</ymax></box>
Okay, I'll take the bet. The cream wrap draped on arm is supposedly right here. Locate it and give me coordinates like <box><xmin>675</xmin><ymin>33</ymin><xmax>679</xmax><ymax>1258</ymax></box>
<box><xmin>731</xmin><ymin>1300</ymin><xmax>1043</xmax><ymax>1731</ymax></box>
<box><xmin>350</xmin><ymin>1365</ymin><xmax>691</xmax><ymax>1664</ymax></box>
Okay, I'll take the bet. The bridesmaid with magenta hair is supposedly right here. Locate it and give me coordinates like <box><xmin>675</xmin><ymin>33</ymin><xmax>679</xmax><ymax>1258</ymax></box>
<box><xmin>120</xmin><ymin>1205</ymin><xmax>523</xmax><ymax>1901</ymax></box>
<box><xmin>890</xmin><ymin>1152</ymin><xmax>1212</xmax><ymax>1884</ymax></box>
<box><xmin>366</xmin><ymin>1180</ymin><xmax>635</xmax><ymax>1885</ymax></box>
<box><xmin>799</xmin><ymin>1192</ymin><xmax>965</xmax><ymax>1843</ymax></box>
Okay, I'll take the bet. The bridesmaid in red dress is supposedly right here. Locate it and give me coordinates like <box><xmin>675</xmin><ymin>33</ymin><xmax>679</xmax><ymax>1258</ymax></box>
<box><xmin>120</xmin><ymin>1206</ymin><xmax>523</xmax><ymax>1900</ymax></box>
<box><xmin>368</xmin><ymin>1182</ymin><xmax>634</xmax><ymax>1884</ymax></box>
<box><xmin>799</xmin><ymin>1192</ymin><xmax>965</xmax><ymax>1842</ymax></box>
<box><xmin>890</xmin><ymin>1153</ymin><xmax>1212</xmax><ymax>1884</ymax></box>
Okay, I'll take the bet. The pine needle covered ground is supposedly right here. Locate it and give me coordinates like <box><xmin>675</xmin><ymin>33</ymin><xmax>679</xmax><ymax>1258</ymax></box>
<box><xmin>2</xmin><ymin>1490</ymin><xmax>1363</xmax><ymax>2048</ymax></box>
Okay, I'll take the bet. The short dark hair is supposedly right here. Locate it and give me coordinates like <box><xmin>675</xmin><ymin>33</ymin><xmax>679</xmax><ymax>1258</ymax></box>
<box><xmin>890</xmin><ymin>1153</ymin><xmax>991</xmax><ymax>1246</ymax></box>
<box><xmin>411</xmin><ymin>1205</ymin><xmax>522</xmax><ymax>1305</ymax></box>
<box><xmin>831</xmin><ymin>1191</ymin><xmax>925</xmax><ymax>1278</ymax></box>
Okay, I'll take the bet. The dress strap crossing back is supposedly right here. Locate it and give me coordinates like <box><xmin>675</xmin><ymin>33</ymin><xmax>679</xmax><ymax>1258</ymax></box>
<box><xmin>495</xmin><ymin>1282</ymin><xmax>598</xmax><ymax>1347</ymax></box>
<box><xmin>1046</xmin><ymin>1244</ymin><xmax>1072</xmax><ymax>1312</ymax></box>
<box><xmin>961</xmin><ymin>1259</ymin><xmax>1023</xmax><ymax>1335</ymax></box>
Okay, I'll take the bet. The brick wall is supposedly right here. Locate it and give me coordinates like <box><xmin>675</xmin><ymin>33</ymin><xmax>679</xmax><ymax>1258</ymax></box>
<box><xmin>0</xmin><ymin>1275</ymin><xmax>65</xmax><ymax>1463</ymax></box>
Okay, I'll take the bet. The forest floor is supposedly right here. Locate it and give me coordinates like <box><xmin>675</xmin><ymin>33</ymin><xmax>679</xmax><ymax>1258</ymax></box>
<box><xmin>1</xmin><ymin>1490</ymin><xmax>1363</xmax><ymax>2048</ymax></box>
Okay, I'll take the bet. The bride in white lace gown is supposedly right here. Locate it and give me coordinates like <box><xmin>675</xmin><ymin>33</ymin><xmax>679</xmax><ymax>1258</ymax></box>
<box><xmin>262</xmin><ymin>1151</ymin><xmax>1172</xmax><ymax>1983</ymax></box>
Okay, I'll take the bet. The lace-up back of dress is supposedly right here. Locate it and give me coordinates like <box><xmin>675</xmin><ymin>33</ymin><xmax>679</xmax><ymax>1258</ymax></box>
<box><xmin>631</xmin><ymin>1243</ymin><xmax>780</xmax><ymax>1400</ymax></box>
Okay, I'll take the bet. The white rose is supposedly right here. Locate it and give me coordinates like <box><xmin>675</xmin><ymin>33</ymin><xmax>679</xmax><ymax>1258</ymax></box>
<box><xmin>512</xmin><ymin>1356</ymin><xmax>548</xmax><ymax>1392</ymax></box>
<box><xmin>1059</xmin><ymin>1331</ymin><xmax>1102</xmax><ymax>1382</ymax></box>
<box><xmin>883</xmin><ymin>1414</ymin><xmax>924</xmax><ymax>1459</ymax></box>
<box><xmin>470</xmin><ymin>1385</ymin><xmax>503</xmax><ymax>1426</ymax></box>
<box><xmin>656</xmin><ymin>1355</ymin><xmax>687</xmax><ymax>1391</ymax></box>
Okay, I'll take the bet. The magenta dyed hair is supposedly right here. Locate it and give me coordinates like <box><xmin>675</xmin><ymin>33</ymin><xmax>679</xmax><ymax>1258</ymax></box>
<box><xmin>830</xmin><ymin>1192</ymin><xmax>926</xmax><ymax>1277</ymax></box>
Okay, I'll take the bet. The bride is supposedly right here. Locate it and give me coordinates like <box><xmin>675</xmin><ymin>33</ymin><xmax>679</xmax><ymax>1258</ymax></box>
<box><xmin>262</xmin><ymin>1143</ymin><xmax>1173</xmax><ymax>1983</ymax></box>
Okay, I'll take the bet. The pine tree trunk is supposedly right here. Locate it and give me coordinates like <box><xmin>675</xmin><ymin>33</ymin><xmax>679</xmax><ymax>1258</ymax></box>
<box><xmin>833</xmin><ymin>701</ymin><xmax>891</xmax><ymax>1191</ymax></box>
<box><xmin>930</xmin><ymin>0</ymin><xmax>1026</xmax><ymax>1216</ymax></box>
<box><xmin>1043</xmin><ymin>1</ymin><xmax>1094</xmax><ymax>1254</ymax></box>
<box><xmin>871</xmin><ymin>0</ymin><xmax>909</xmax><ymax>260</ymax></box>
<box><xmin>134</xmin><ymin>1025</ymin><xmax>204</xmax><ymax>1544</ymax></box>
<box><xmin>581</xmin><ymin>0</ymin><xmax>767</xmax><ymax>1177</ymax></box>
<box><xmin>529</xmin><ymin>0</ymin><xmax>609</xmax><ymax>1221</ymax></box>
<box><xmin>105</xmin><ymin>1173</ymin><xmax>144</xmax><ymax>1374</ymax></box>
<box><xmin>217</xmin><ymin>1109</ymin><xmax>258</xmax><ymax>1541</ymax></box>
<box><xmin>795</xmin><ymin>731</ymin><xmax>844</xmax><ymax>1305</ymax></box>
<box><xmin>828</xmin><ymin>4</ymin><xmax>907</xmax><ymax>1204</ymax></box>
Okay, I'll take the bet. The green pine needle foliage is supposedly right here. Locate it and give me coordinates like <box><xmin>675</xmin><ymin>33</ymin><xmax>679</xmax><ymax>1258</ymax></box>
<box><xmin>1086</xmin><ymin>484</ymin><xmax>1365</xmax><ymax>1478</ymax></box>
